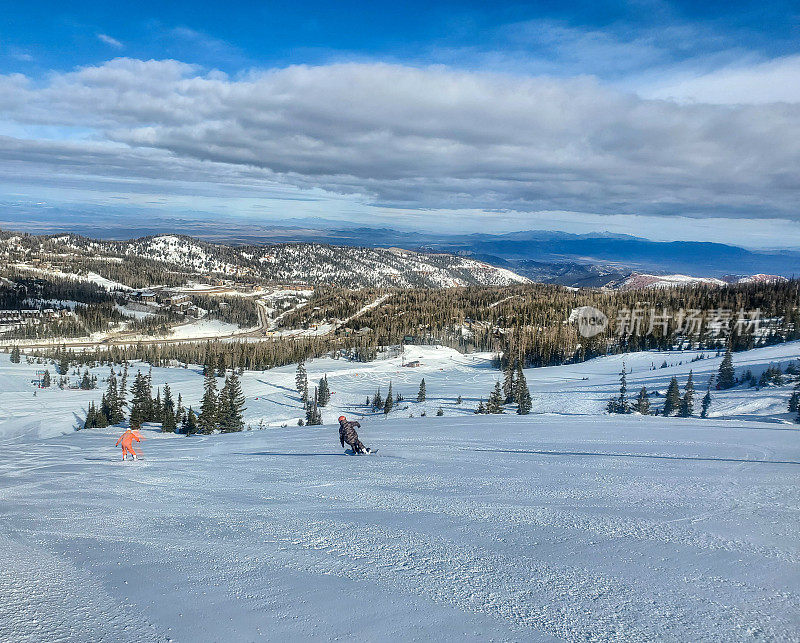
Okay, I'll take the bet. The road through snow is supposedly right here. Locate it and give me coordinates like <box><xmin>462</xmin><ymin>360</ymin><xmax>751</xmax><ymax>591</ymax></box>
<box><xmin>1</xmin><ymin>416</ymin><xmax>798</xmax><ymax>642</ymax></box>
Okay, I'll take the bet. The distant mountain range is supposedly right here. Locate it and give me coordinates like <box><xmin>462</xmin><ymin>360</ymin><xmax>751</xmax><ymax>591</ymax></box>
<box><xmin>0</xmin><ymin>231</ymin><xmax>529</xmax><ymax>289</ymax></box>
<box><xmin>1</xmin><ymin>214</ymin><xmax>798</xmax><ymax>288</ymax></box>
<box><xmin>412</xmin><ymin>230</ymin><xmax>800</xmax><ymax>281</ymax></box>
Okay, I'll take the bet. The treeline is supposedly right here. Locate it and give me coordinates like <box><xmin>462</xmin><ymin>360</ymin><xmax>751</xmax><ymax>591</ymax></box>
<box><xmin>0</xmin><ymin>273</ymin><xmax>115</xmax><ymax>307</ymax></box>
<box><xmin>195</xmin><ymin>295</ymin><xmax>259</xmax><ymax>327</ymax></box>
<box><xmin>284</xmin><ymin>281</ymin><xmax>800</xmax><ymax>368</ymax></box>
<box><xmin>83</xmin><ymin>365</ymin><xmax>245</xmax><ymax>434</ymax></box>
<box><xmin>24</xmin><ymin>333</ymin><xmax>380</xmax><ymax>374</ymax></box>
<box><xmin>604</xmin><ymin>347</ymin><xmax>800</xmax><ymax>421</ymax></box>
<box><xmin>43</xmin><ymin>255</ymin><xmax>188</xmax><ymax>290</ymax></box>
<box><xmin>0</xmin><ymin>302</ymin><xmax>129</xmax><ymax>340</ymax></box>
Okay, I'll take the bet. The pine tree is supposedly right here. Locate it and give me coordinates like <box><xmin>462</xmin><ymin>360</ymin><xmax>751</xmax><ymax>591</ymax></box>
<box><xmin>175</xmin><ymin>393</ymin><xmax>184</xmax><ymax>426</ymax></box>
<box><xmin>184</xmin><ymin>407</ymin><xmax>198</xmax><ymax>435</ymax></box>
<box><xmin>475</xmin><ymin>400</ymin><xmax>486</xmax><ymax>414</ymax></box>
<box><xmin>198</xmin><ymin>369</ymin><xmax>219</xmax><ymax>433</ymax></box>
<box><xmin>119</xmin><ymin>365</ymin><xmax>128</xmax><ymax>413</ymax></box>
<box><xmin>228</xmin><ymin>371</ymin><xmax>247</xmax><ymax>432</ymax></box>
<box><xmin>143</xmin><ymin>368</ymin><xmax>155</xmax><ymax>422</ymax></box>
<box><xmin>80</xmin><ymin>369</ymin><xmax>92</xmax><ymax>390</ymax></box>
<box><xmin>83</xmin><ymin>402</ymin><xmax>96</xmax><ymax>429</ymax></box>
<box><xmin>679</xmin><ymin>371</ymin><xmax>694</xmax><ymax>417</ymax></box>
<box><xmin>456</xmin><ymin>395</ymin><xmax>462</xmax><ymax>404</ymax></box>
<box><xmin>218</xmin><ymin>371</ymin><xmax>245</xmax><ymax>432</ymax></box>
<box><xmin>372</xmin><ymin>388</ymin><xmax>383</xmax><ymax>410</ymax></box>
<box><xmin>306</xmin><ymin>387</ymin><xmax>322</xmax><ymax>425</ymax></box>
<box><xmin>717</xmin><ymin>347</ymin><xmax>736</xmax><ymax>390</ymax></box>
<box><xmin>486</xmin><ymin>381</ymin><xmax>504</xmax><ymax>414</ymax></box>
<box><xmin>102</xmin><ymin>372</ymin><xmax>125</xmax><ymax>424</ymax></box>
<box><xmin>295</xmin><ymin>362</ymin><xmax>308</xmax><ymax>397</ymax></box>
<box><xmin>216</xmin><ymin>352</ymin><xmax>226</xmax><ymax>377</ymax></box>
<box><xmin>58</xmin><ymin>353</ymin><xmax>69</xmax><ymax>375</ymax></box>
<box><xmin>318</xmin><ymin>375</ymin><xmax>330</xmax><ymax>406</ymax></box>
<box><xmin>436</xmin><ymin>407</ymin><xmax>444</xmax><ymax>416</ymax></box>
<box><xmin>217</xmin><ymin>377</ymin><xmax>233</xmax><ymax>431</ymax></box>
<box><xmin>304</xmin><ymin>388</ymin><xmax>314</xmax><ymax>424</ymax></box>
<box><xmin>701</xmin><ymin>379</ymin><xmax>713</xmax><ymax>418</ymax></box>
<box><xmin>515</xmin><ymin>384</ymin><xmax>532</xmax><ymax>415</ymax></box>
<box><xmin>384</xmin><ymin>382</ymin><xmax>394</xmax><ymax>415</ymax></box>
<box><xmin>634</xmin><ymin>387</ymin><xmax>650</xmax><ymax>414</ymax></box>
<box><xmin>84</xmin><ymin>401</ymin><xmax>108</xmax><ymax>429</ymax></box>
<box><xmin>663</xmin><ymin>376</ymin><xmax>681</xmax><ymax>416</ymax></box>
<box><xmin>10</xmin><ymin>345</ymin><xmax>21</xmax><ymax>363</ymax></box>
<box><xmin>161</xmin><ymin>384</ymin><xmax>176</xmax><ymax>432</ymax></box>
<box><xmin>503</xmin><ymin>359</ymin><xmax>516</xmax><ymax>403</ymax></box>
<box><xmin>42</xmin><ymin>369</ymin><xmax>51</xmax><ymax>387</ymax></box>
<box><xmin>515</xmin><ymin>366</ymin><xmax>532</xmax><ymax>415</ymax></box>
<box><xmin>153</xmin><ymin>389</ymin><xmax>163</xmax><ymax>425</ymax></box>
<box><xmin>789</xmin><ymin>387</ymin><xmax>800</xmax><ymax>414</ymax></box>
<box><xmin>129</xmin><ymin>371</ymin><xmax>150</xmax><ymax>429</ymax></box>
<box><xmin>417</xmin><ymin>378</ymin><xmax>426</xmax><ymax>402</ymax></box>
<box><xmin>100</xmin><ymin>375</ymin><xmax>113</xmax><ymax>422</ymax></box>
<box><xmin>617</xmin><ymin>362</ymin><xmax>629</xmax><ymax>413</ymax></box>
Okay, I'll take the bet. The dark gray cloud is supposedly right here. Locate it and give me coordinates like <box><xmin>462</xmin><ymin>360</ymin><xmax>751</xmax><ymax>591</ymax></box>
<box><xmin>1</xmin><ymin>58</ymin><xmax>799</xmax><ymax>219</ymax></box>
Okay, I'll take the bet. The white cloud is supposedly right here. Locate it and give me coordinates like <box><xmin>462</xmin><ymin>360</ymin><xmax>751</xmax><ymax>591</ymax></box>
<box><xmin>0</xmin><ymin>58</ymin><xmax>798</xmax><ymax>225</ymax></box>
<box><xmin>96</xmin><ymin>34</ymin><xmax>124</xmax><ymax>49</ymax></box>
<box><xmin>640</xmin><ymin>55</ymin><xmax>800</xmax><ymax>105</ymax></box>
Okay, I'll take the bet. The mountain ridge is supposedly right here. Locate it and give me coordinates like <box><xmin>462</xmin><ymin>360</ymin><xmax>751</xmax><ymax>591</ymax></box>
<box><xmin>0</xmin><ymin>229</ymin><xmax>530</xmax><ymax>289</ymax></box>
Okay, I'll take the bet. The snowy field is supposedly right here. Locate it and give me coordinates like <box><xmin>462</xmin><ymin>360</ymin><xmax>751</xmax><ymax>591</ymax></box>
<box><xmin>1</xmin><ymin>343</ymin><xmax>799</xmax><ymax>641</ymax></box>
<box><xmin>1</xmin><ymin>417</ymin><xmax>799</xmax><ymax>641</ymax></box>
<box><xmin>3</xmin><ymin>342</ymin><xmax>800</xmax><ymax>441</ymax></box>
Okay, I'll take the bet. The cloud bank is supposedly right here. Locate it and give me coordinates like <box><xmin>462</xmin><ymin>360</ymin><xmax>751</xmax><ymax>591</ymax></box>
<box><xmin>1</xmin><ymin>58</ymin><xmax>799</xmax><ymax>221</ymax></box>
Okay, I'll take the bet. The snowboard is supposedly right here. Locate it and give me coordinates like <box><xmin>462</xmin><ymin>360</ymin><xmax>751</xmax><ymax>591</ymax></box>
<box><xmin>344</xmin><ymin>448</ymin><xmax>378</xmax><ymax>456</ymax></box>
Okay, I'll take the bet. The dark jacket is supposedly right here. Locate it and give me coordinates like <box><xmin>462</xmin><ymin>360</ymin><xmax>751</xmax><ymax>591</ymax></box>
<box><xmin>339</xmin><ymin>420</ymin><xmax>362</xmax><ymax>448</ymax></box>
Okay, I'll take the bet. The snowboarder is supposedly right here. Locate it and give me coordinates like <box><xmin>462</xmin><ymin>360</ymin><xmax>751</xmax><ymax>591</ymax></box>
<box><xmin>115</xmin><ymin>429</ymin><xmax>142</xmax><ymax>461</ymax></box>
<box><xmin>338</xmin><ymin>416</ymin><xmax>371</xmax><ymax>454</ymax></box>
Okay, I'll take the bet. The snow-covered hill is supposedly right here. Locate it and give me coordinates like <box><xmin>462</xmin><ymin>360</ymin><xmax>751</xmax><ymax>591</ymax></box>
<box><xmin>608</xmin><ymin>271</ymin><xmax>792</xmax><ymax>291</ymax></box>
<box><xmin>613</xmin><ymin>272</ymin><xmax>728</xmax><ymax>290</ymax></box>
<box><xmin>1</xmin><ymin>403</ymin><xmax>798</xmax><ymax>640</ymax></box>
<box><xmin>727</xmin><ymin>273</ymin><xmax>790</xmax><ymax>285</ymax></box>
<box><xmin>0</xmin><ymin>230</ymin><xmax>530</xmax><ymax>289</ymax></box>
<box><xmin>2</xmin><ymin>342</ymin><xmax>799</xmax><ymax>640</ymax></box>
<box><xmin>3</xmin><ymin>341</ymin><xmax>800</xmax><ymax>441</ymax></box>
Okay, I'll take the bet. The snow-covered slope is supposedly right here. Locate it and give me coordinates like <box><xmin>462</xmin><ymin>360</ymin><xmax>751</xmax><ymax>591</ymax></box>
<box><xmin>610</xmin><ymin>271</ymin><xmax>792</xmax><ymax>291</ymax></box>
<box><xmin>1</xmin><ymin>415</ymin><xmax>798</xmax><ymax>641</ymax></box>
<box><xmin>614</xmin><ymin>272</ymin><xmax>728</xmax><ymax>290</ymax></box>
<box><xmin>2</xmin><ymin>342</ymin><xmax>800</xmax><ymax>640</ymax></box>
<box><xmin>3</xmin><ymin>341</ymin><xmax>800</xmax><ymax>441</ymax></box>
<box><xmin>731</xmin><ymin>273</ymin><xmax>790</xmax><ymax>285</ymax></box>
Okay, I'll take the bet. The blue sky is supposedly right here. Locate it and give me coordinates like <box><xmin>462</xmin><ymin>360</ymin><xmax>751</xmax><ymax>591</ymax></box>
<box><xmin>1</xmin><ymin>1</ymin><xmax>799</xmax><ymax>246</ymax></box>
<box><xmin>5</xmin><ymin>1</ymin><xmax>798</xmax><ymax>76</ymax></box>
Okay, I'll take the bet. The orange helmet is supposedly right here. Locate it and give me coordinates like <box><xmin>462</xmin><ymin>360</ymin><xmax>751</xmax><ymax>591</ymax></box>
<box><xmin>338</xmin><ymin>416</ymin><xmax>346</xmax><ymax>422</ymax></box>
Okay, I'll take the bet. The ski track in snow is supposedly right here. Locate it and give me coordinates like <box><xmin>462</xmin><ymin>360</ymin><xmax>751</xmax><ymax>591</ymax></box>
<box><xmin>1</xmin><ymin>342</ymin><xmax>799</xmax><ymax>640</ymax></box>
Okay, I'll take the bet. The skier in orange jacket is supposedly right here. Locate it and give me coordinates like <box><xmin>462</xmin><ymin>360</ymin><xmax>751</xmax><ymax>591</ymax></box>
<box><xmin>115</xmin><ymin>429</ymin><xmax>142</xmax><ymax>461</ymax></box>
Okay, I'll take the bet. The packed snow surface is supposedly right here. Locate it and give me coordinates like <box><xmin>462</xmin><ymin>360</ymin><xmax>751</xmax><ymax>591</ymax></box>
<box><xmin>157</xmin><ymin>318</ymin><xmax>244</xmax><ymax>340</ymax></box>
<box><xmin>1</xmin><ymin>343</ymin><xmax>799</xmax><ymax>641</ymax></box>
<box><xmin>1</xmin><ymin>417</ymin><xmax>799</xmax><ymax>641</ymax></box>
